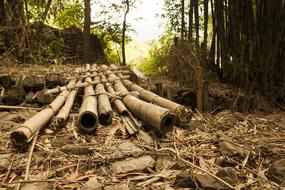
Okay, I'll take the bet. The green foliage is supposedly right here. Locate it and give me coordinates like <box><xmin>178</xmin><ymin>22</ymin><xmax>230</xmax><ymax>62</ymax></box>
<box><xmin>54</xmin><ymin>3</ymin><xmax>83</xmax><ymax>28</ymax></box>
<box><xmin>138</xmin><ymin>35</ymin><xmax>172</xmax><ymax>76</ymax></box>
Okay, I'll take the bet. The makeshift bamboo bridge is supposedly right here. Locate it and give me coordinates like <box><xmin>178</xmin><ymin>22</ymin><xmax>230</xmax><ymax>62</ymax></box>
<box><xmin>10</xmin><ymin>64</ymin><xmax>193</xmax><ymax>147</ymax></box>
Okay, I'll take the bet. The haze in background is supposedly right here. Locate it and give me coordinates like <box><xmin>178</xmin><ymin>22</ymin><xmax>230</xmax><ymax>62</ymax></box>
<box><xmin>91</xmin><ymin>0</ymin><xmax>165</xmax><ymax>64</ymax></box>
<box><xmin>127</xmin><ymin>0</ymin><xmax>165</xmax><ymax>65</ymax></box>
<box><xmin>128</xmin><ymin>0</ymin><xmax>164</xmax><ymax>42</ymax></box>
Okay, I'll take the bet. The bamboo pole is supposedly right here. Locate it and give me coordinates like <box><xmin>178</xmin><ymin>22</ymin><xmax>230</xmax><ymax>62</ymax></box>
<box><xmin>109</xmin><ymin>73</ymin><xmax>177</xmax><ymax>134</ymax></box>
<box><xmin>103</xmin><ymin>69</ymin><xmax>139</xmax><ymax>134</ymax></box>
<box><xmin>45</xmin><ymin>75</ymin><xmax>129</xmax><ymax>95</ymax></box>
<box><xmin>107</xmin><ymin>65</ymin><xmax>187</xmax><ymax>121</ymax></box>
<box><xmin>77</xmin><ymin>64</ymin><xmax>99</xmax><ymax>134</ymax></box>
<box><xmin>104</xmin><ymin>70</ymin><xmax>128</xmax><ymax>115</ymax></box>
<box><xmin>121</xmin><ymin>78</ymin><xmax>193</xmax><ymax>126</ymax></box>
<box><xmin>93</xmin><ymin>64</ymin><xmax>113</xmax><ymax>125</ymax></box>
<box><xmin>0</xmin><ymin>105</ymin><xmax>41</xmax><ymax>111</ymax></box>
<box><xmin>10</xmin><ymin>79</ymin><xmax>77</xmax><ymax>146</ymax></box>
<box><xmin>105</xmin><ymin>82</ymin><xmax>128</xmax><ymax>115</ymax></box>
<box><xmin>78</xmin><ymin>70</ymin><xmax>130</xmax><ymax>79</ymax></box>
<box><xmin>49</xmin><ymin>80</ymin><xmax>81</xmax><ymax>131</ymax></box>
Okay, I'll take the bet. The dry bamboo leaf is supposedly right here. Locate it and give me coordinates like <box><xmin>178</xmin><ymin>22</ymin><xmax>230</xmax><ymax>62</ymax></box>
<box><xmin>66</xmin><ymin>172</ymin><xmax>79</xmax><ymax>181</ymax></box>
<box><xmin>198</xmin><ymin>157</ymin><xmax>208</xmax><ymax>171</ymax></box>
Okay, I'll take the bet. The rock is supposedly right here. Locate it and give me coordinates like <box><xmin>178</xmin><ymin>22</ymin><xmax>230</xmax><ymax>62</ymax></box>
<box><xmin>25</xmin><ymin>91</ymin><xmax>37</xmax><ymax>103</ymax></box>
<box><xmin>129</xmin><ymin>68</ymin><xmax>141</xmax><ymax>84</ymax></box>
<box><xmin>0</xmin><ymin>154</ymin><xmax>12</xmax><ymax>172</ymax></box>
<box><xmin>267</xmin><ymin>159</ymin><xmax>285</xmax><ymax>185</ymax></box>
<box><xmin>218</xmin><ymin>135</ymin><xmax>245</xmax><ymax>157</ymax></box>
<box><xmin>175</xmin><ymin>170</ymin><xmax>195</xmax><ymax>188</ymax></box>
<box><xmin>45</xmin><ymin>75</ymin><xmax>65</xmax><ymax>88</ymax></box>
<box><xmin>184</xmin><ymin>120</ymin><xmax>204</xmax><ymax>130</ymax></box>
<box><xmin>118</xmin><ymin>141</ymin><xmax>143</xmax><ymax>154</ymax></box>
<box><xmin>195</xmin><ymin>173</ymin><xmax>228</xmax><ymax>190</ymax></box>
<box><xmin>36</xmin><ymin>89</ymin><xmax>55</xmax><ymax>105</ymax></box>
<box><xmin>214</xmin><ymin>157</ymin><xmax>237</xmax><ymax>167</ymax></box>
<box><xmin>216</xmin><ymin>168</ymin><xmax>246</xmax><ymax>186</ymax></box>
<box><xmin>61</xmin><ymin>145</ymin><xmax>93</xmax><ymax>155</ymax></box>
<box><xmin>5</xmin><ymin>113</ymin><xmax>25</xmax><ymax>123</ymax></box>
<box><xmin>155</xmin><ymin>155</ymin><xmax>176</xmax><ymax>170</ymax></box>
<box><xmin>233</xmin><ymin>112</ymin><xmax>244</xmax><ymax>121</ymax></box>
<box><xmin>0</xmin><ymin>74</ymin><xmax>15</xmax><ymax>87</ymax></box>
<box><xmin>32</xmin><ymin>103</ymin><xmax>41</xmax><ymax>108</ymax></box>
<box><xmin>20</xmin><ymin>182</ymin><xmax>53</xmax><ymax>190</ymax></box>
<box><xmin>111</xmin><ymin>155</ymin><xmax>155</xmax><ymax>174</ymax></box>
<box><xmin>23</xmin><ymin>103</ymin><xmax>41</xmax><ymax>108</ymax></box>
<box><xmin>137</xmin><ymin>130</ymin><xmax>154</xmax><ymax>145</ymax></box>
<box><xmin>2</xmin><ymin>86</ymin><xmax>25</xmax><ymax>105</ymax></box>
<box><xmin>82</xmin><ymin>177</ymin><xmax>103</xmax><ymax>190</ymax></box>
<box><xmin>22</xmin><ymin>75</ymin><xmax>45</xmax><ymax>91</ymax></box>
<box><xmin>104</xmin><ymin>184</ymin><xmax>129</xmax><ymax>190</ymax></box>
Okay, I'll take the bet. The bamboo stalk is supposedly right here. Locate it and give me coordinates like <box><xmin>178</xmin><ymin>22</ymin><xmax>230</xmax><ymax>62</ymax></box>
<box><xmin>49</xmin><ymin>80</ymin><xmax>81</xmax><ymax>131</ymax></box>
<box><xmin>10</xmin><ymin>79</ymin><xmax>77</xmax><ymax>146</ymax></box>
<box><xmin>93</xmin><ymin>64</ymin><xmax>113</xmax><ymax>125</ymax></box>
<box><xmin>105</xmin><ymin>82</ymin><xmax>128</xmax><ymax>115</ymax></box>
<box><xmin>45</xmin><ymin>75</ymin><xmax>129</xmax><ymax>95</ymax></box>
<box><xmin>77</xmin><ymin>64</ymin><xmax>99</xmax><ymax>134</ymax></box>
<box><xmin>121</xmin><ymin>78</ymin><xmax>193</xmax><ymax>126</ymax></box>
<box><xmin>111</xmin><ymin>62</ymin><xmax>192</xmax><ymax>126</ymax></box>
<box><xmin>0</xmin><ymin>105</ymin><xmax>41</xmax><ymax>111</ymax></box>
<box><xmin>110</xmin><ymin>73</ymin><xmax>177</xmax><ymax>135</ymax></box>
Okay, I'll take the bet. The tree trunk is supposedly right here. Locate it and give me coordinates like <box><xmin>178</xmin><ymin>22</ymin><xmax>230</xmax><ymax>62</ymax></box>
<box><xmin>203</xmin><ymin>0</ymin><xmax>208</xmax><ymax>49</ymax></box>
<box><xmin>0</xmin><ymin>0</ymin><xmax>5</xmax><ymax>24</ymax></box>
<box><xmin>181</xmin><ymin>0</ymin><xmax>185</xmax><ymax>41</ymax></box>
<box><xmin>188</xmin><ymin>0</ymin><xmax>194</xmax><ymax>42</ymax></box>
<box><xmin>195</xmin><ymin>66</ymin><xmax>203</xmax><ymax>112</ymax></box>
<box><xmin>194</xmin><ymin>0</ymin><xmax>199</xmax><ymax>49</ymax></box>
<box><xmin>122</xmin><ymin>0</ymin><xmax>129</xmax><ymax>66</ymax></box>
<box><xmin>42</xmin><ymin>0</ymin><xmax>52</xmax><ymax>23</ymax></box>
<box><xmin>83</xmin><ymin>0</ymin><xmax>91</xmax><ymax>63</ymax></box>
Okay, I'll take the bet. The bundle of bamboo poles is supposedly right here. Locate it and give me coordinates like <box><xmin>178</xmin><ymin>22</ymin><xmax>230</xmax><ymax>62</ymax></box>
<box><xmin>10</xmin><ymin>63</ymin><xmax>192</xmax><ymax>147</ymax></box>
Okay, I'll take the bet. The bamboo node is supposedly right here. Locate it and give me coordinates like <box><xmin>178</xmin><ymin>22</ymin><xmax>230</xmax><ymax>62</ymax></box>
<box><xmin>41</xmin><ymin>105</ymin><xmax>56</xmax><ymax>116</ymax></box>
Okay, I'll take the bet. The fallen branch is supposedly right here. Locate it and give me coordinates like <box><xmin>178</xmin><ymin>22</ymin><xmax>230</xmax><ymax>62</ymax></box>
<box><xmin>0</xmin><ymin>105</ymin><xmax>41</xmax><ymax>111</ymax></box>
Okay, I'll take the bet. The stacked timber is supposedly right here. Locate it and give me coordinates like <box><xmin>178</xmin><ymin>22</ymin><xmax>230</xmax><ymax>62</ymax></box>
<box><xmin>9</xmin><ymin>64</ymin><xmax>193</xmax><ymax>147</ymax></box>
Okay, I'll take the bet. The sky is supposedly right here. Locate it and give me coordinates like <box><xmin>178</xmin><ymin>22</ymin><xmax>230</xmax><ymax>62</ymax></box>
<box><xmin>91</xmin><ymin>0</ymin><xmax>166</xmax><ymax>64</ymax></box>
<box><xmin>91</xmin><ymin>0</ymin><xmax>165</xmax><ymax>43</ymax></box>
<box><xmin>128</xmin><ymin>0</ymin><xmax>165</xmax><ymax>42</ymax></box>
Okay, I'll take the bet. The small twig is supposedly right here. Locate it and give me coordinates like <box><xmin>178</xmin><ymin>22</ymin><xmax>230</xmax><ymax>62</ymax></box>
<box><xmin>242</xmin><ymin>151</ymin><xmax>251</xmax><ymax>167</ymax></box>
<box><xmin>0</xmin><ymin>105</ymin><xmax>41</xmax><ymax>111</ymax></box>
<box><xmin>15</xmin><ymin>132</ymin><xmax>39</xmax><ymax>190</ymax></box>
<box><xmin>143</xmin><ymin>145</ymin><xmax>235</xmax><ymax>189</ymax></box>
<box><xmin>4</xmin><ymin>179</ymin><xmax>86</xmax><ymax>184</ymax></box>
<box><xmin>25</xmin><ymin>132</ymin><xmax>39</xmax><ymax>180</ymax></box>
<box><xmin>195</xmin><ymin>108</ymin><xmax>213</xmax><ymax>128</ymax></box>
<box><xmin>2</xmin><ymin>154</ymin><xmax>15</xmax><ymax>183</ymax></box>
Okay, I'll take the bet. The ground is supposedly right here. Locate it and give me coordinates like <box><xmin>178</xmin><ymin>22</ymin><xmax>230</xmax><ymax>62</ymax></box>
<box><xmin>0</xmin><ymin>64</ymin><xmax>285</xmax><ymax>190</ymax></box>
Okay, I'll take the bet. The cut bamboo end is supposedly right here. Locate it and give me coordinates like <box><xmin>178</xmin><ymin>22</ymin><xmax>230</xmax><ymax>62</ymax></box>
<box><xmin>99</xmin><ymin>110</ymin><xmax>113</xmax><ymax>125</ymax></box>
<box><xmin>160</xmin><ymin>112</ymin><xmax>177</xmax><ymax>134</ymax></box>
<box><xmin>78</xmin><ymin>111</ymin><xmax>98</xmax><ymax>133</ymax></box>
<box><xmin>10</xmin><ymin>130</ymin><xmax>29</xmax><ymax>147</ymax></box>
